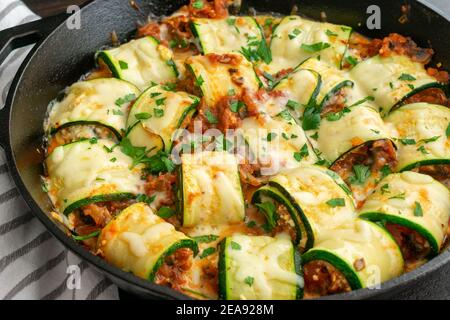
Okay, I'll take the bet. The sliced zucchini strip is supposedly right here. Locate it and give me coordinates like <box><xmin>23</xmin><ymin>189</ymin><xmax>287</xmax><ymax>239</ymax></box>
<box><xmin>302</xmin><ymin>219</ymin><xmax>404</xmax><ymax>290</ymax></box>
<box><xmin>98</xmin><ymin>203</ymin><xmax>198</xmax><ymax>281</ymax></box>
<box><xmin>384</xmin><ymin>103</ymin><xmax>450</xmax><ymax>172</ymax></box>
<box><xmin>191</xmin><ymin>16</ymin><xmax>264</xmax><ymax>55</ymax></box>
<box><xmin>359</xmin><ymin>171</ymin><xmax>450</xmax><ymax>257</ymax></box>
<box><xmin>185</xmin><ymin>52</ymin><xmax>261</xmax><ymax>106</ymax></box>
<box><xmin>350</xmin><ymin>54</ymin><xmax>442</xmax><ymax>116</ymax></box>
<box><xmin>240</xmin><ymin>112</ymin><xmax>318</xmax><ymax>175</ymax></box>
<box><xmin>180</xmin><ymin>151</ymin><xmax>245</xmax><ymax>227</ymax></box>
<box><xmin>127</xmin><ymin>84</ymin><xmax>199</xmax><ymax>153</ymax></box>
<box><xmin>311</xmin><ymin>105</ymin><xmax>392</xmax><ymax>164</ymax></box>
<box><xmin>46</xmin><ymin>78</ymin><xmax>140</xmax><ymax>138</ymax></box>
<box><xmin>300</xmin><ymin>57</ymin><xmax>376</xmax><ymax>110</ymax></box>
<box><xmin>266</xmin><ymin>16</ymin><xmax>352</xmax><ymax>73</ymax></box>
<box><xmin>45</xmin><ymin>139</ymin><xmax>145</xmax><ymax>215</ymax></box>
<box><xmin>273</xmin><ymin>68</ymin><xmax>321</xmax><ymax>117</ymax></box>
<box><xmin>96</xmin><ymin>36</ymin><xmax>178</xmax><ymax>90</ymax></box>
<box><xmin>258</xmin><ymin>165</ymin><xmax>356</xmax><ymax>250</ymax></box>
<box><xmin>218</xmin><ymin>234</ymin><xmax>302</xmax><ymax>300</ymax></box>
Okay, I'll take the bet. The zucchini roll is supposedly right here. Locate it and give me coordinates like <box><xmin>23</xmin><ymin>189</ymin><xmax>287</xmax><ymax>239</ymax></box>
<box><xmin>45</xmin><ymin>78</ymin><xmax>140</xmax><ymax>145</ymax></box>
<box><xmin>299</xmin><ymin>57</ymin><xmax>377</xmax><ymax>112</ymax></box>
<box><xmin>240</xmin><ymin>110</ymin><xmax>318</xmax><ymax>176</ymax></box>
<box><xmin>180</xmin><ymin>151</ymin><xmax>245</xmax><ymax>227</ymax></box>
<box><xmin>218</xmin><ymin>234</ymin><xmax>303</xmax><ymax>300</ymax></box>
<box><xmin>44</xmin><ymin>139</ymin><xmax>145</xmax><ymax>217</ymax></box>
<box><xmin>127</xmin><ymin>84</ymin><xmax>199</xmax><ymax>154</ymax></box>
<box><xmin>302</xmin><ymin>219</ymin><xmax>404</xmax><ymax>297</ymax></box>
<box><xmin>185</xmin><ymin>52</ymin><xmax>261</xmax><ymax>106</ymax></box>
<box><xmin>350</xmin><ymin>54</ymin><xmax>443</xmax><ymax>116</ymax></box>
<box><xmin>359</xmin><ymin>171</ymin><xmax>450</xmax><ymax>262</ymax></box>
<box><xmin>252</xmin><ymin>165</ymin><xmax>356</xmax><ymax>250</ymax></box>
<box><xmin>191</xmin><ymin>16</ymin><xmax>265</xmax><ymax>55</ymax></box>
<box><xmin>98</xmin><ymin>203</ymin><xmax>198</xmax><ymax>284</ymax></box>
<box><xmin>315</xmin><ymin>104</ymin><xmax>396</xmax><ymax>203</ymax></box>
<box><xmin>384</xmin><ymin>103</ymin><xmax>450</xmax><ymax>178</ymax></box>
<box><xmin>96</xmin><ymin>36</ymin><xmax>178</xmax><ymax>90</ymax></box>
<box><xmin>266</xmin><ymin>16</ymin><xmax>352</xmax><ymax>73</ymax></box>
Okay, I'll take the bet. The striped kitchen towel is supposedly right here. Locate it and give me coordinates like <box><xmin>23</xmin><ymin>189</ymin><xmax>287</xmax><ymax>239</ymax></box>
<box><xmin>0</xmin><ymin>0</ymin><xmax>119</xmax><ymax>300</ymax></box>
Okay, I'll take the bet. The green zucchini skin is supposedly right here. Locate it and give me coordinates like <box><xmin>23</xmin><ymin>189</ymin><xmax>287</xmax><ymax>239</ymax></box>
<box><xmin>360</xmin><ymin>212</ymin><xmax>439</xmax><ymax>258</ymax></box>
<box><xmin>390</xmin><ymin>82</ymin><xmax>447</xmax><ymax>114</ymax></box>
<box><xmin>50</xmin><ymin>120</ymin><xmax>122</xmax><ymax>140</ymax></box>
<box><xmin>63</xmin><ymin>192</ymin><xmax>136</xmax><ymax>215</ymax></box>
<box><xmin>267</xmin><ymin>181</ymin><xmax>315</xmax><ymax>250</ymax></box>
<box><xmin>400</xmin><ymin>159</ymin><xmax>450</xmax><ymax>173</ymax></box>
<box><xmin>251</xmin><ymin>186</ymin><xmax>303</xmax><ymax>245</ymax></box>
<box><xmin>148</xmin><ymin>239</ymin><xmax>199</xmax><ymax>282</ymax></box>
<box><xmin>218</xmin><ymin>236</ymin><xmax>302</xmax><ymax>300</ymax></box>
<box><xmin>319</xmin><ymin>80</ymin><xmax>354</xmax><ymax>110</ymax></box>
<box><xmin>95</xmin><ymin>51</ymin><xmax>121</xmax><ymax>78</ymax></box>
<box><xmin>301</xmin><ymin>249</ymin><xmax>363</xmax><ymax>290</ymax></box>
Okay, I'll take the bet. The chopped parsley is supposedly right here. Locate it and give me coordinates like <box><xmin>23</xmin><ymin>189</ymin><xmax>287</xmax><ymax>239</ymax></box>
<box><xmin>309</xmin><ymin>132</ymin><xmax>319</xmax><ymax>141</ymax></box>
<box><xmin>345</xmin><ymin>55</ymin><xmax>358</xmax><ymax>66</ymax></box>
<box><xmin>398</xmin><ymin>73</ymin><xmax>416</xmax><ymax>81</ymax></box>
<box><xmin>326</xmin><ymin>198</ymin><xmax>346</xmax><ymax>207</ymax></box>
<box><xmin>278</xmin><ymin>109</ymin><xmax>293</xmax><ymax>121</ymax></box>
<box><xmin>325</xmin><ymin>29</ymin><xmax>338</xmax><ymax>37</ymax></box>
<box><xmin>289</xmin><ymin>28</ymin><xmax>302</xmax><ymax>40</ymax></box>
<box><xmin>135</xmin><ymin>112</ymin><xmax>152</xmax><ymax>120</ymax></box>
<box><xmin>380</xmin><ymin>183</ymin><xmax>390</xmax><ymax>195</ymax></box>
<box><xmin>199</xmin><ymin>247</ymin><xmax>216</xmax><ymax>259</ymax></box>
<box><xmin>136</xmin><ymin>194</ymin><xmax>156</xmax><ymax>205</ymax></box>
<box><xmin>293</xmin><ymin>143</ymin><xmax>309</xmax><ymax>162</ymax></box>
<box><xmin>286</xmin><ymin>99</ymin><xmax>301</xmax><ymax>109</ymax></box>
<box><xmin>413</xmin><ymin>201</ymin><xmax>423</xmax><ymax>217</ymax></box>
<box><xmin>154</xmin><ymin>108</ymin><xmax>164</xmax><ymax>118</ymax></box>
<box><xmin>115</xmin><ymin>93</ymin><xmax>136</xmax><ymax>106</ymax></box>
<box><xmin>255</xmin><ymin>201</ymin><xmax>278</xmax><ymax>230</ymax></box>
<box><xmin>326</xmin><ymin>107</ymin><xmax>350</xmax><ymax>121</ymax></box>
<box><xmin>301</xmin><ymin>42</ymin><xmax>331</xmax><ymax>53</ymax></box>
<box><xmin>192</xmin><ymin>235</ymin><xmax>219</xmax><ymax>244</ymax></box>
<box><xmin>230</xmin><ymin>100</ymin><xmax>244</xmax><ymax>113</ymax></box>
<box><xmin>348</xmin><ymin>164</ymin><xmax>371</xmax><ymax>185</ymax></box>
<box><xmin>118</xmin><ymin>60</ymin><xmax>128</xmax><ymax>70</ymax></box>
<box><xmin>417</xmin><ymin>145</ymin><xmax>429</xmax><ymax>154</ymax></box>
<box><xmin>156</xmin><ymin>206</ymin><xmax>176</xmax><ymax>219</ymax></box>
<box><xmin>89</xmin><ymin>137</ymin><xmax>98</xmax><ymax>144</ymax></box>
<box><xmin>266</xmin><ymin>132</ymin><xmax>277</xmax><ymax>142</ymax></box>
<box><xmin>419</xmin><ymin>136</ymin><xmax>440</xmax><ymax>144</ymax></box>
<box><xmin>195</xmin><ymin>75</ymin><xmax>204</xmax><ymax>87</ymax></box>
<box><xmin>112</xmin><ymin>109</ymin><xmax>124</xmax><ymax>116</ymax></box>
<box><xmin>192</xmin><ymin>0</ymin><xmax>203</xmax><ymax>9</ymax></box>
<box><xmin>109</xmin><ymin>157</ymin><xmax>117</xmax><ymax>162</ymax></box>
<box><xmin>400</xmin><ymin>138</ymin><xmax>416</xmax><ymax>145</ymax></box>
<box><xmin>204</xmin><ymin>110</ymin><xmax>218</xmax><ymax>124</ymax></box>
<box><xmin>302</xmin><ymin>106</ymin><xmax>321</xmax><ymax>130</ymax></box>
<box><xmin>244</xmin><ymin>276</ymin><xmax>254</xmax><ymax>286</ymax></box>
<box><xmin>230</xmin><ymin>241</ymin><xmax>242</xmax><ymax>250</ymax></box>
<box><xmin>246</xmin><ymin>221</ymin><xmax>257</xmax><ymax>228</ymax></box>
<box><xmin>389</xmin><ymin>192</ymin><xmax>406</xmax><ymax>200</ymax></box>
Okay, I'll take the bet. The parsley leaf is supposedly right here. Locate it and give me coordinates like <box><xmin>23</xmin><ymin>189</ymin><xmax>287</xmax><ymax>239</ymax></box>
<box><xmin>199</xmin><ymin>247</ymin><xmax>216</xmax><ymax>259</ymax></box>
<box><xmin>118</xmin><ymin>60</ymin><xmax>128</xmax><ymax>70</ymax></box>
<box><xmin>348</xmin><ymin>164</ymin><xmax>371</xmax><ymax>185</ymax></box>
<box><xmin>192</xmin><ymin>235</ymin><xmax>219</xmax><ymax>244</ymax></box>
<box><xmin>255</xmin><ymin>201</ymin><xmax>278</xmax><ymax>230</ymax></box>
<box><xmin>156</xmin><ymin>206</ymin><xmax>176</xmax><ymax>219</ymax></box>
<box><xmin>286</xmin><ymin>99</ymin><xmax>301</xmax><ymax>109</ymax></box>
<box><xmin>230</xmin><ymin>241</ymin><xmax>242</xmax><ymax>250</ymax></box>
<box><xmin>244</xmin><ymin>276</ymin><xmax>254</xmax><ymax>286</ymax></box>
<box><xmin>398</xmin><ymin>73</ymin><xmax>416</xmax><ymax>81</ymax></box>
<box><xmin>192</xmin><ymin>0</ymin><xmax>203</xmax><ymax>9</ymax></box>
<box><xmin>301</xmin><ymin>42</ymin><xmax>331</xmax><ymax>53</ymax></box>
<box><xmin>135</xmin><ymin>112</ymin><xmax>152</xmax><ymax>120</ymax></box>
<box><xmin>115</xmin><ymin>93</ymin><xmax>136</xmax><ymax>106</ymax></box>
<box><xmin>154</xmin><ymin>108</ymin><xmax>164</xmax><ymax>118</ymax></box>
<box><xmin>326</xmin><ymin>198</ymin><xmax>345</xmax><ymax>207</ymax></box>
<box><xmin>413</xmin><ymin>202</ymin><xmax>423</xmax><ymax>217</ymax></box>
<box><xmin>136</xmin><ymin>194</ymin><xmax>156</xmax><ymax>205</ymax></box>
<box><xmin>293</xmin><ymin>143</ymin><xmax>309</xmax><ymax>162</ymax></box>
<box><xmin>302</xmin><ymin>106</ymin><xmax>321</xmax><ymax>130</ymax></box>
<box><xmin>204</xmin><ymin>110</ymin><xmax>218</xmax><ymax>124</ymax></box>
<box><xmin>400</xmin><ymin>138</ymin><xmax>416</xmax><ymax>145</ymax></box>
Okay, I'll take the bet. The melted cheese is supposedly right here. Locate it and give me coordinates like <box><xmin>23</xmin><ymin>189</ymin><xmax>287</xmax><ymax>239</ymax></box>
<box><xmin>193</xmin><ymin>16</ymin><xmax>263</xmax><ymax>54</ymax></box>
<box><xmin>98</xmin><ymin>203</ymin><xmax>191</xmax><ymax>279</ymax></box>
<box><xmin>265</xmin><ymin>16</ymin><xmax>352</xmax><ymax>73</ymax></box>
<box><xmin>98</xmin><ymin>36</ymin><xmax>177</xmax><ymax>90</ymax></box>
<box><xmin>309</xmin><ymin>219</ymin><xmax>404</xmax><ymax>288</ymax></box>
<box><xmin>186</xmin><ymin>53</ymin><xmax>260</xmax><ymax>106</ymax></box>
<box><xmin>240</xmin><ymin>114</ymin><xmax>317</xmax><ymax>175</ymax></box>
<box><xmin>384</xmin><ymin>103</ymin><xmax>450</xmax><ymax>171</ymax></box>
<box><xmin>223</xmin><ymin>234</ymin><xmax>300</xmax><ymax>300</ymax></box>
<box><xmin>311</xmin><ymin>105</ymin><xmax>390</xmax><ymax>163</ymax></box>
<box><xmin>359</xmin><ymin>171</ymin><xmax>450</xmax><ymax>249</ymax></box>
<box><xmin>46</xmin><ymin>78</ymin><xmax>140</xmax><ymax>135</ymax></box>
<box><xmin>127</xmin><ymin>84</ymin><xmax>199</xmax><ymax>152</ymax></box>
<box><xmin>181</xmin><ymin>152</ymin><xmax>245</xmax><ymax>227</ymax></box>
<box><xmin>350</xmin><ymin>54</ymin><xmax>438</xmax><ymax>116</ymax></box>
<box><xmin>45</xmin><ymin>139</ymin><xmax>144</xmax><ymax>214</ymax></box>
<box><xmin>270</xmin><ymin>165</ymin><xmax>356</xmax><ymax>242</ymax></box>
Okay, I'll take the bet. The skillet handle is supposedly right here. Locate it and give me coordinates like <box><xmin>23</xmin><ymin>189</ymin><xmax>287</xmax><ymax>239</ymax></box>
<box><xmin>0</xmin><ymin>13</ymin><xmax>69</xmax><ymax>148</ymax></box>
<box><xmin>0</xmin><ymin>13</ymin><xmax>69</xmax><ymax>66</ymax></box>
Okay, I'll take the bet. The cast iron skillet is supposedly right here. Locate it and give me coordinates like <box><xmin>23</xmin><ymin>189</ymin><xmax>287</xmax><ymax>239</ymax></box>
<box><xmin>0</xmin><ymin>0</ymin><xmax>449</xmax><ymax>300</ymax></box>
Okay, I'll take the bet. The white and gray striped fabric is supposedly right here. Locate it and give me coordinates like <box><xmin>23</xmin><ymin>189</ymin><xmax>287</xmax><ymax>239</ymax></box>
<box><xmin>0</xmin><ymin>0</ymin><xmax>119</xmax><ymax>300</ymax></box>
